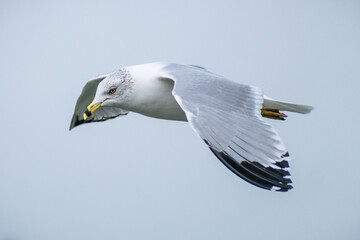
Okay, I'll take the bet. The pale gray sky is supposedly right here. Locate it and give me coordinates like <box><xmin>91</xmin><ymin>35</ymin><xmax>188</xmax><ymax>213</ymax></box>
<box><xmin>1</xmin><ymin>1</ymin><xmax>359</xmax><ymax>239</ymax></box>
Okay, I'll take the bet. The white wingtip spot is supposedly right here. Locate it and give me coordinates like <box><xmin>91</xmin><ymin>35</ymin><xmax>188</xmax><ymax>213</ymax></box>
<box><xmin>270</xmin><ymin>186</ymin><xmax>281</xmax><ymax>191</ymax></box>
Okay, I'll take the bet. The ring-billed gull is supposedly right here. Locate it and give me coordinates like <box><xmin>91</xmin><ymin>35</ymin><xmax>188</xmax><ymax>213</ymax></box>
<box><xmin>70</xmin><ymin>62</ymin><xmax>313</xmax><ymax>192</ymax></box>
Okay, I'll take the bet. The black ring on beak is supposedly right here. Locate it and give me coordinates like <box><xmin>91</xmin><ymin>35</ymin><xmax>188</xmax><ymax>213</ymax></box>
<box><xmin>84</xmin><ymin>109</ymin><xmax>92</xmax><ymax>117</ymax></box>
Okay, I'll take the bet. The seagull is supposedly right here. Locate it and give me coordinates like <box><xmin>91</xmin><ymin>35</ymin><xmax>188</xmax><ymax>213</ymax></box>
<box><xmin>70</xmin><ymin>62</ymin><xmax>313</xmax><ymax>192</ymax></box>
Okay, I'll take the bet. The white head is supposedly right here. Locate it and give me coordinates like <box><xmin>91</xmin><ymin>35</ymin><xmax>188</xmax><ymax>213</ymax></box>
<box><xmin>84</xmin><ymin>68</ymin><xmax>133</xmax><ymax>120</ymax></box>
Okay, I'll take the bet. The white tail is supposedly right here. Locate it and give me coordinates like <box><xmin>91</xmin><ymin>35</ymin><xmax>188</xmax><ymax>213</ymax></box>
<box><xmin>263</xmin><ymin>96</ymin><xmax>314</xmax><ymax>114</ymax></box>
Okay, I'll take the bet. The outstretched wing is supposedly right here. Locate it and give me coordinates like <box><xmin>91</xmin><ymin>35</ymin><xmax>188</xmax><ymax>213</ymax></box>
<box><xmin>161</xmin><ymin>64</ymin><xmax>292</xmax><ymax>191</ymax></box>
<box><xmin>69</xmin><ymin>74</ymin><xmax>129</xmax><ymax>130</ymax></box>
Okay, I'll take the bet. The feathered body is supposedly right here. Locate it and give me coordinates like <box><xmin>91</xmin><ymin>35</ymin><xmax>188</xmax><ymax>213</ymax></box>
<box><xmin>70</xmin><ymin>62</ymin><xmax>313</xmax><ymax>191</ymax></box>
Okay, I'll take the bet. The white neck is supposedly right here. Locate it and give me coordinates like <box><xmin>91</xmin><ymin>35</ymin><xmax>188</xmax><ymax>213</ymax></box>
<box><xmin>121</xmin><ymin>62</ymin><xmax>187</xmax><ymax>121</ymax></box>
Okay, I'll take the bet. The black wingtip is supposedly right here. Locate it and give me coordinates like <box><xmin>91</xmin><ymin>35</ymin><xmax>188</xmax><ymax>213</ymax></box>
<box><xmin>69</xmin><ymin>115</ymin><xmax>85</xmax><ymax>131</ymax></box>
<box><xmin>208</xmin><ymin>146</ymin><xmax>293</xmax><ymax>192</ymax></box>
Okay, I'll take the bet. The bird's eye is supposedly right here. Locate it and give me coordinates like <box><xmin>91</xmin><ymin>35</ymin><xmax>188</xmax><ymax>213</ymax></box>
<box><xmin>109</xmin><ymin>88</ymin><xmax>117</xmax><ymax>94</ymax></box>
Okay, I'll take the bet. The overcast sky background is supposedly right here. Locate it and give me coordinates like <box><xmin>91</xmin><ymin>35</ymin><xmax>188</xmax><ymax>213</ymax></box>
<box><xmin>1</xmin><ymin>1</ymin><xmax>359</xmax><ymax>240</ymax></box>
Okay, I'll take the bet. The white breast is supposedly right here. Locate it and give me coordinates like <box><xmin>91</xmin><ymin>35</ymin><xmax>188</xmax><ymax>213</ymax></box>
<box><xmin>122</xmin><ymin>63</ymin><xmax>187</xmax><ymax>121</ymax></box>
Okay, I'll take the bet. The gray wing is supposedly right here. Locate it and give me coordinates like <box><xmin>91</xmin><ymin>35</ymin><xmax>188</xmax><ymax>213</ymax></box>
<box><xmin>162</xmin><ymin>64</ymin><xmax>292</xmax><ymax>191</ymax></box>
<box><xmin>69</xmin><ymin>74</ymin><xmax>129</xmax><ymax>130</ymax></box>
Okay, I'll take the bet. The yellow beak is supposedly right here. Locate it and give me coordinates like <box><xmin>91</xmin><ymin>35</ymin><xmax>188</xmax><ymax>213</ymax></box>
<box><xmin>83</xmin><ymin>101</ymin><xmax>102</xmax><ymax>120</ymax></box>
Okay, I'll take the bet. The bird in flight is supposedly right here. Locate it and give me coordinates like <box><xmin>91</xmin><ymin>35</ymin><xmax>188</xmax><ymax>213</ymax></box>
<box><xmin>70</xmin><ymin>62</ymin><xmax>313</xmax><ymax>192</ymax></box>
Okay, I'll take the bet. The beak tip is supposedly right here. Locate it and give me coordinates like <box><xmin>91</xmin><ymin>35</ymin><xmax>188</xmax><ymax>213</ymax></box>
<box><xmin>84</xmin><ymin>109</ymin><xmax>92</xmax><ymax>120</ymax></box>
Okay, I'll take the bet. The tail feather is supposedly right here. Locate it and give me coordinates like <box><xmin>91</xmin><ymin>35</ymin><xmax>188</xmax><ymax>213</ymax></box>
<box><xmin>263</xmin><ymin>96</ymin><xmax>314</xmax><ymax>114</ymax></box>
